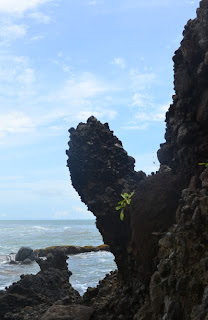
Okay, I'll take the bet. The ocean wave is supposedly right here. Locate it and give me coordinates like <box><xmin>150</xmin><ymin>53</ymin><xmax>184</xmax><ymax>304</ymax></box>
<box><xmin>32</xmin><ymin>226</ymin><xmax>49</xmax><ymax>231</ymax></box>
<box><xmin>0</xmin><ymin>254</ymin><xmax>16</xmax><ymax>264</ymax></box>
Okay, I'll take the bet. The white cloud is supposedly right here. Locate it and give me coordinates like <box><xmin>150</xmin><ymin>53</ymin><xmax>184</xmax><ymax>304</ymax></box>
<box><xmin>58</xmin><ymin>72</ymin><xmax>107</xmax><ymax>102</ymax></box>
<box><xmin>29</xmin><ymin>11</ymin><xmax>51</xmax><ymax>24</ymax></box>
<box><xmin>0</xmin><ymin>57</ymin><xmax>117</xmax><ymax>145</ymax></box>
<box><xmin>135</xmin><ymin>103</ymin><xmax>170</xmax><ymax>122</ymax></box>
<box><xmin>135</xmin><ymin>110</ymin><xmax>166</xmax><ymax>123</ymax></box>
<box><xmin>88</xmin><ymin>1</ymin><xmax>97</xmax><ymax>5</ymax></box>
<box><xmin>30</xmin><ymin>35</ymin><xmax>45</xmax><ymax>41</ymax></box>
<box><xmin>131</xmin><ymin>93</ymin><xmax>153</xmax><ymax>108</ymax></box>
<box><xmin>0</xmin><ymin>23</ymin><xmax>27</xmax><ymax>40</ymax></box>
<box><xmin>129</xmin><ymin>69</ymin><xmax>156</xmax><ymax>90</ymax></box>
<box><xmin>112</xmin><ymin>57</ymin><xmax>126</xmax><ymax>69</ymax></box>
<box><xmin>73</xmin><ymin>206</ymin><xmax>95</xmax><ymax>219</ymax></box>
<box><xmin>1</xmin><ymin>213</ymin><xmax>7</xmax><ymax>217</ymax></box>
<box><xmin>74</xmin><ymin>109</ymin><xmax>117</xmax><ymax>122</ymax></box>
<box><xmin>53</xmin><ymin>210</ymin><xmax>70</xmax><ymax>218</ymax></box>
<box><xmin>123</xmin><ymin>101</ymin><xmax>170</xmax><ymax>130</ymax></box>
<box><xmin>185</xmin><ymin>0</ymin><xmax>197</xmax><ymax>4</ymax></box>
<box><xmin>17</xmin><ymin>68</ymin><xmax>35</xmax><ymax>85</ymax></box>
<box><xmin>0</xmin><ymin>0</ymin><xmax>52</xmax><ymax>14</ymax></box>
<box><xmin>122</xmin><ymin>124</ymin><xmax>149</xmax><ymax>130</ymax></box>
<box><xmin>0</xmin><ymin>54</ymin><xmax>36</xmax><ymax>99</ymax></box>
<box><xmin>0</xmin><ymin>176</ymin><xmax>23</xmax><ymax>181</ymax></box>
<box><xmin>0</xmin><ymin>111</ymin><xmax>35</xmax><ymax>137</ymax></box>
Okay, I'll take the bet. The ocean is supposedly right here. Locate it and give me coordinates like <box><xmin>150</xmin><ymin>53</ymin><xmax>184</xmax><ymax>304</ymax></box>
<box><xmin>0</xmin><ymin>220</ymin><xmax>116</xmax><ymax>295</ymax></box>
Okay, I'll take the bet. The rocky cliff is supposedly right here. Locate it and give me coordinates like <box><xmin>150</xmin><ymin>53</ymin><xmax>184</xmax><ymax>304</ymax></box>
<box><xmin>66</xmin><ymin>1</ymin><xmax>208</xmax><ymax>319</ymax></box>
<box><xmin>1</xmin><ymin>1</ymin><xmax>208</xmax><ymax>319</ymax></box>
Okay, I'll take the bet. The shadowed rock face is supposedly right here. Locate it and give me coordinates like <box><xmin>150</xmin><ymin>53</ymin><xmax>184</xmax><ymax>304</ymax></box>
<box><xmin>66</xmin><ymin>117</ymin><xmax>182</xmax><ymax>281</ymax></box>
<box><xmin>130</xmin><ymin>172</ymin><xmax>182</xmax><ymax>276</ymax></box>
<box><xmin>66</xmin><ymin>116</ymin><xmax>146</xmax><ymax>274</ymax></box>
<box><xmin>158</xmin><ymin>0</ymin><xmax>208</xmax><ymax>186</ymax></box>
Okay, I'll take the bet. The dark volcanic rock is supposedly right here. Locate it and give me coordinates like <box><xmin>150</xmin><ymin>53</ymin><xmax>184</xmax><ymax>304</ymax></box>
<box><xmin>130</xmin><ymin>172</ymin><xmax>182</xmax><ymax>276</ymax></box>
<box><xmin>15</xmin><ymin>247</ymin><xmax>37</xmax><ymax>262</ymax></box>
<box><xmin>35</xmin><ymin>244</ymin><xmax>110</xmax><ymax>257</ymax></box>
<box><xmin>41</xmin><ymin>304</ymin><xmax>93</xmax><ymax>320</ymax></box>
<box><xmin>67</xmin><ymin>116</ymin><xmax>183</xmax><ymax>284</ymax></box>
<box><xmin>67</xmin><ymin>116</ymin><xmax>146</xmax><ymax>274</ymax></box>
<box><xmin>0</xmin><ymin>251</ymin><xmax>80</xmax><ymax>319</ymax></box>
<box><xmin>157</xmin><ymin>0</ymin><xmax>208</xmax><ymax>186</ymax></box>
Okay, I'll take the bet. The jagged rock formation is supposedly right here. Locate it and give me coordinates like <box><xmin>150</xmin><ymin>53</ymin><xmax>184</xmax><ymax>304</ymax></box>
<box><xmin>0</xmin><ymin>252</ymin><xmax>82</xmax><ymax>319</ymax></box>
<box><xmin>67</xmin><ymin>120</ymin><xmax>183</xmax><ymax>284</ymax></box>
<box><xmin>66</xmin><ymin>117</ymin><xmax>146</xmax><ymax>274</ymax></box>
<box><xmin>158</xmin><ymin>0</ymin><xmax>208</xmax><ymax>186</ymax></box>
<box><xmin>66</xmin><ymin>1</ymin><xmax>208</xmax><ymax>319</ymax></box>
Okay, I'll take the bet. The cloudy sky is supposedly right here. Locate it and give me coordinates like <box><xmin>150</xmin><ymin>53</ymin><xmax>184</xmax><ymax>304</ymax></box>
<box><xmin>0</xmin><ymin>0</ymin><xmax>199</xmax><ymax>220</ymax></box>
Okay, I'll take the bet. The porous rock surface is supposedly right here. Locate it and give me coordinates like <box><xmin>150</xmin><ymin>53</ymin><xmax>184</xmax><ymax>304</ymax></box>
<box><xmin>0</xmin><ymin>252</ymin><xmax>81</xmax><ymax>320</ymax></box>
<box><xmin>66</xmin><ymin>1</ymin><xmax>208</xmax><ymax>319</ymax></box>
<box><xmin>67</xmin><ymin>116</ymin><xmax>146</xmax><ymax>274</ymax></box>
<box><xmin>157</xmin><ymin>0</ymin><xmax>208</xmax><ymax>185</ymax></box>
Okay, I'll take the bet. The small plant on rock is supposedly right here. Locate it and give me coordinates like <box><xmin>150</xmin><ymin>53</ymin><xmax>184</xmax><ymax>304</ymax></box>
<box><xmin>198</xmin><ymin>162</ymin><xmax>208</xmax><ymax>168</ymax></box>
<box><xmin>116</xmin><ymin>191</ymin><xmax>134</xmax><ymax>221</ymax></box>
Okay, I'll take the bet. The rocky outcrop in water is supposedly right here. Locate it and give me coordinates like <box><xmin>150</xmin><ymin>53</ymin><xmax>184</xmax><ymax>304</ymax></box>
<box><xmin>35</xmin><ymin>244</ymin><xmax>109</xmax><ymax>257</ymax></box>
<box><xmin>0</xmin><ymin>252</ymin><xmax>82</xmax><ymax>319</ymax></box>
<box><xmin>15</xmin><ymin>247</ymin><xmax>37</xmax><ymax>263</ymax></box>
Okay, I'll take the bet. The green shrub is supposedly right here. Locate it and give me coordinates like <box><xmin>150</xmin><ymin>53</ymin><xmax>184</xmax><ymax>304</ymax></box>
<box><xmin>116</xmin><ymin>191</ymin><xmax>134</xmax><ymax>221</ymax></box>
<box><xmin>198</xmin><ymin>162</ymin><xmax>208</xmax><ymax>168</ymax></box>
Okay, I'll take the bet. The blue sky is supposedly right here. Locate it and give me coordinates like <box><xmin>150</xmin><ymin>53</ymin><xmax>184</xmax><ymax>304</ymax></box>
<box><xmin>0</xmin><ymin>0</ymin><xmax>199</xmax><ymax>220</ymax></box>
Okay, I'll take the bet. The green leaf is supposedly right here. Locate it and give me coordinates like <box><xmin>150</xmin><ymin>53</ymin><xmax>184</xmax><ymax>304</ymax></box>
<box><xmin>126</xmin><ymin>199</ymin><xmax>131</xmax><ymax>205</ymax></box>
<box><xmin>116</xmin><ymin>206</ymin><xmax>121</xmax><ymax>210</ymax></box>
<box><xmin>198</xmin><ymin>162</ymin><xmax>208</xmax><ymax>167</ymax></box>
<box><xmin>120</xmin><ymin>209</ymin><xmax>124</xmax><ymax>221</ymax></box>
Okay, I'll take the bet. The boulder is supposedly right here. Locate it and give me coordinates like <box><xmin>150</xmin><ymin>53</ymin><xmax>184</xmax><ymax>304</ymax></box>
<box><xmin>15</xmin><ymin>246</ymin><xmax>37</xmax><ymax>262</ymax></box>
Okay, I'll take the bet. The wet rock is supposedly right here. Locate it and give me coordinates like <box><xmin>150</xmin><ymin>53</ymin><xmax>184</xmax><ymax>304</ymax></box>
<box><xmin>0</xmin><ymin>252</ymin><xmax>80</xmax><ymax>319</ymax></box>
<box><xmin>35</xmin><ymin>244</ymin><xmax>110</xmax><ymax>257</ymax></box>
<box><xmin>22</xmin><ymin>258</ymin><xmax>33</xmax><ymax>265</ymax></box>
<box><xmin>15</xmin><ymin>247</ymin><xmax>37</xmax><ymax>262</ymax></box>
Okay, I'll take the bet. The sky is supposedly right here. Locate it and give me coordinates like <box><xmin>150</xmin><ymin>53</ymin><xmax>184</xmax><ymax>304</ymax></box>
<box><xmin>0</xmin><ymin>0</ymin><xmax>199</xmax><ymax>220</ymax></box>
